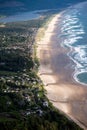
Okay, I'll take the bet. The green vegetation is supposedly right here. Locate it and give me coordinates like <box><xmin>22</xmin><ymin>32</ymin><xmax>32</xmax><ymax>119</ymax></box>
<box><xmin>0</xmin><ymin>12</ymin><xmax>83</xmax><ymax>130</ymax></box>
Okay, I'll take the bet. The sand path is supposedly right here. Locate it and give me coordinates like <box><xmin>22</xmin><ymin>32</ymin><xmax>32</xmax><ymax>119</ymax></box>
<box><xmin>36</xmin><ymin>14</ymin><xmax>87</xmax><ymax>130</ymax></box>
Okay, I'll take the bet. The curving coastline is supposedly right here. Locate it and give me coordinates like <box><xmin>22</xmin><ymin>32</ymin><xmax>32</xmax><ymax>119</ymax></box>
<box><xmin>36</xmin><ymin>13</ymin><xmax>87</xmax><ymax>130</ymax></box>
<box><xmin>58</xmin><ymin>2</ymin><xmax>87</xmax><ymax>86</ymax></box>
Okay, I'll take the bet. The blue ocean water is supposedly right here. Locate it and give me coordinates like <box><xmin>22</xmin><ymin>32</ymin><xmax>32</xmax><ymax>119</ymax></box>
<box><xmin>58</xmin><ymin>2</ymin><xmax>87</xmax><ymax>85</ymax></box>
<box><xmin>0</xmin><ymin>10</ymin><xmax>48</xmax><ymax>23</ymax></box>
<box><xmin>0</xmin><ymin>2</ymin><xmax>87</xmax><ymax>85</ymax></box>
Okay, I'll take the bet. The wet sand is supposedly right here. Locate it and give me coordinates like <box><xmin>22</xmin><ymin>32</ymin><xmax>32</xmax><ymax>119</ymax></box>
<box><xmin>36</xmin><ymin>14</ymin><xmax>87</xmax><ymax>130</ymax></box>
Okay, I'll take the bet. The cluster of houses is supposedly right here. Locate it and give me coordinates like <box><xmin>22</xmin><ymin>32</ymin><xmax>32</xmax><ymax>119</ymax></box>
<box><xmin>0</xmin><ymin>72</ymin><xmax>49</xmax><ymax>117</ymax></box>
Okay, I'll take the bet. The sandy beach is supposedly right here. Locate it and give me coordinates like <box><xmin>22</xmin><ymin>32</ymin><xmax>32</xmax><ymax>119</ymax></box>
<box><xmin>0</xmin><ymin>24</ymin><xmax>5</xmax><ymax>27</ymax></box>
<box><xmin>36</xmin><ymin>14</ymin><xmax>87</xmax><ymax>130</ymax></box>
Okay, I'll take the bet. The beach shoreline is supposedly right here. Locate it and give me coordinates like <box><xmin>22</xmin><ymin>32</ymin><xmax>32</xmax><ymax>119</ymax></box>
<box><xmin>36</xmin><ymin>14</ymin><xmax>87</xmax><ymax>130</ymax></box>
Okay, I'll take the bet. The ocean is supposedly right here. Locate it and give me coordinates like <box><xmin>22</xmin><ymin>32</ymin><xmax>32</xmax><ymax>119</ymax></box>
<box><xmin>0</xmin><ymin>1</ymin><xmax>87</xmax><ymax>85</ymax></box>
<box><xmin>58</xmin><ymin>2</ymin><xmax>87</xmax><ymax>85</ymax></box>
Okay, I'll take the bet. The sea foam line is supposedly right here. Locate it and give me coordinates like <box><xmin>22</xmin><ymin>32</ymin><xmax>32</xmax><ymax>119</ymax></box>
<box><xmin>59</xmin><ymin>8</ymin><xmax>87</xmax><ymax>85</ymax></box>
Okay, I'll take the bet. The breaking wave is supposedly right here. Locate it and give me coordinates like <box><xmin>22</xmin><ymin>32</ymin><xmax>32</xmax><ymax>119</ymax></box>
<box><xmin>59</xmin><ymin>2</ymin><xmax>87</xmax><ymax>85</ymax></box>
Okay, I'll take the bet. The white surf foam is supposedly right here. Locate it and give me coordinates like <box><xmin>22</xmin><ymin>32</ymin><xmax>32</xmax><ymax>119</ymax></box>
<box><xmin>59</xmin><ymin>6</ymin><xmax>87</xmax><ymax>85</ymax></box>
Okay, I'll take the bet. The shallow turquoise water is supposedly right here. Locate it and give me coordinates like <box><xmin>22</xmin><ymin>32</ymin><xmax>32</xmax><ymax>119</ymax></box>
<box><xmin>77</xmin><ymin>72</ymin><xmax>87</xmax><ymax>84</ymax></box>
